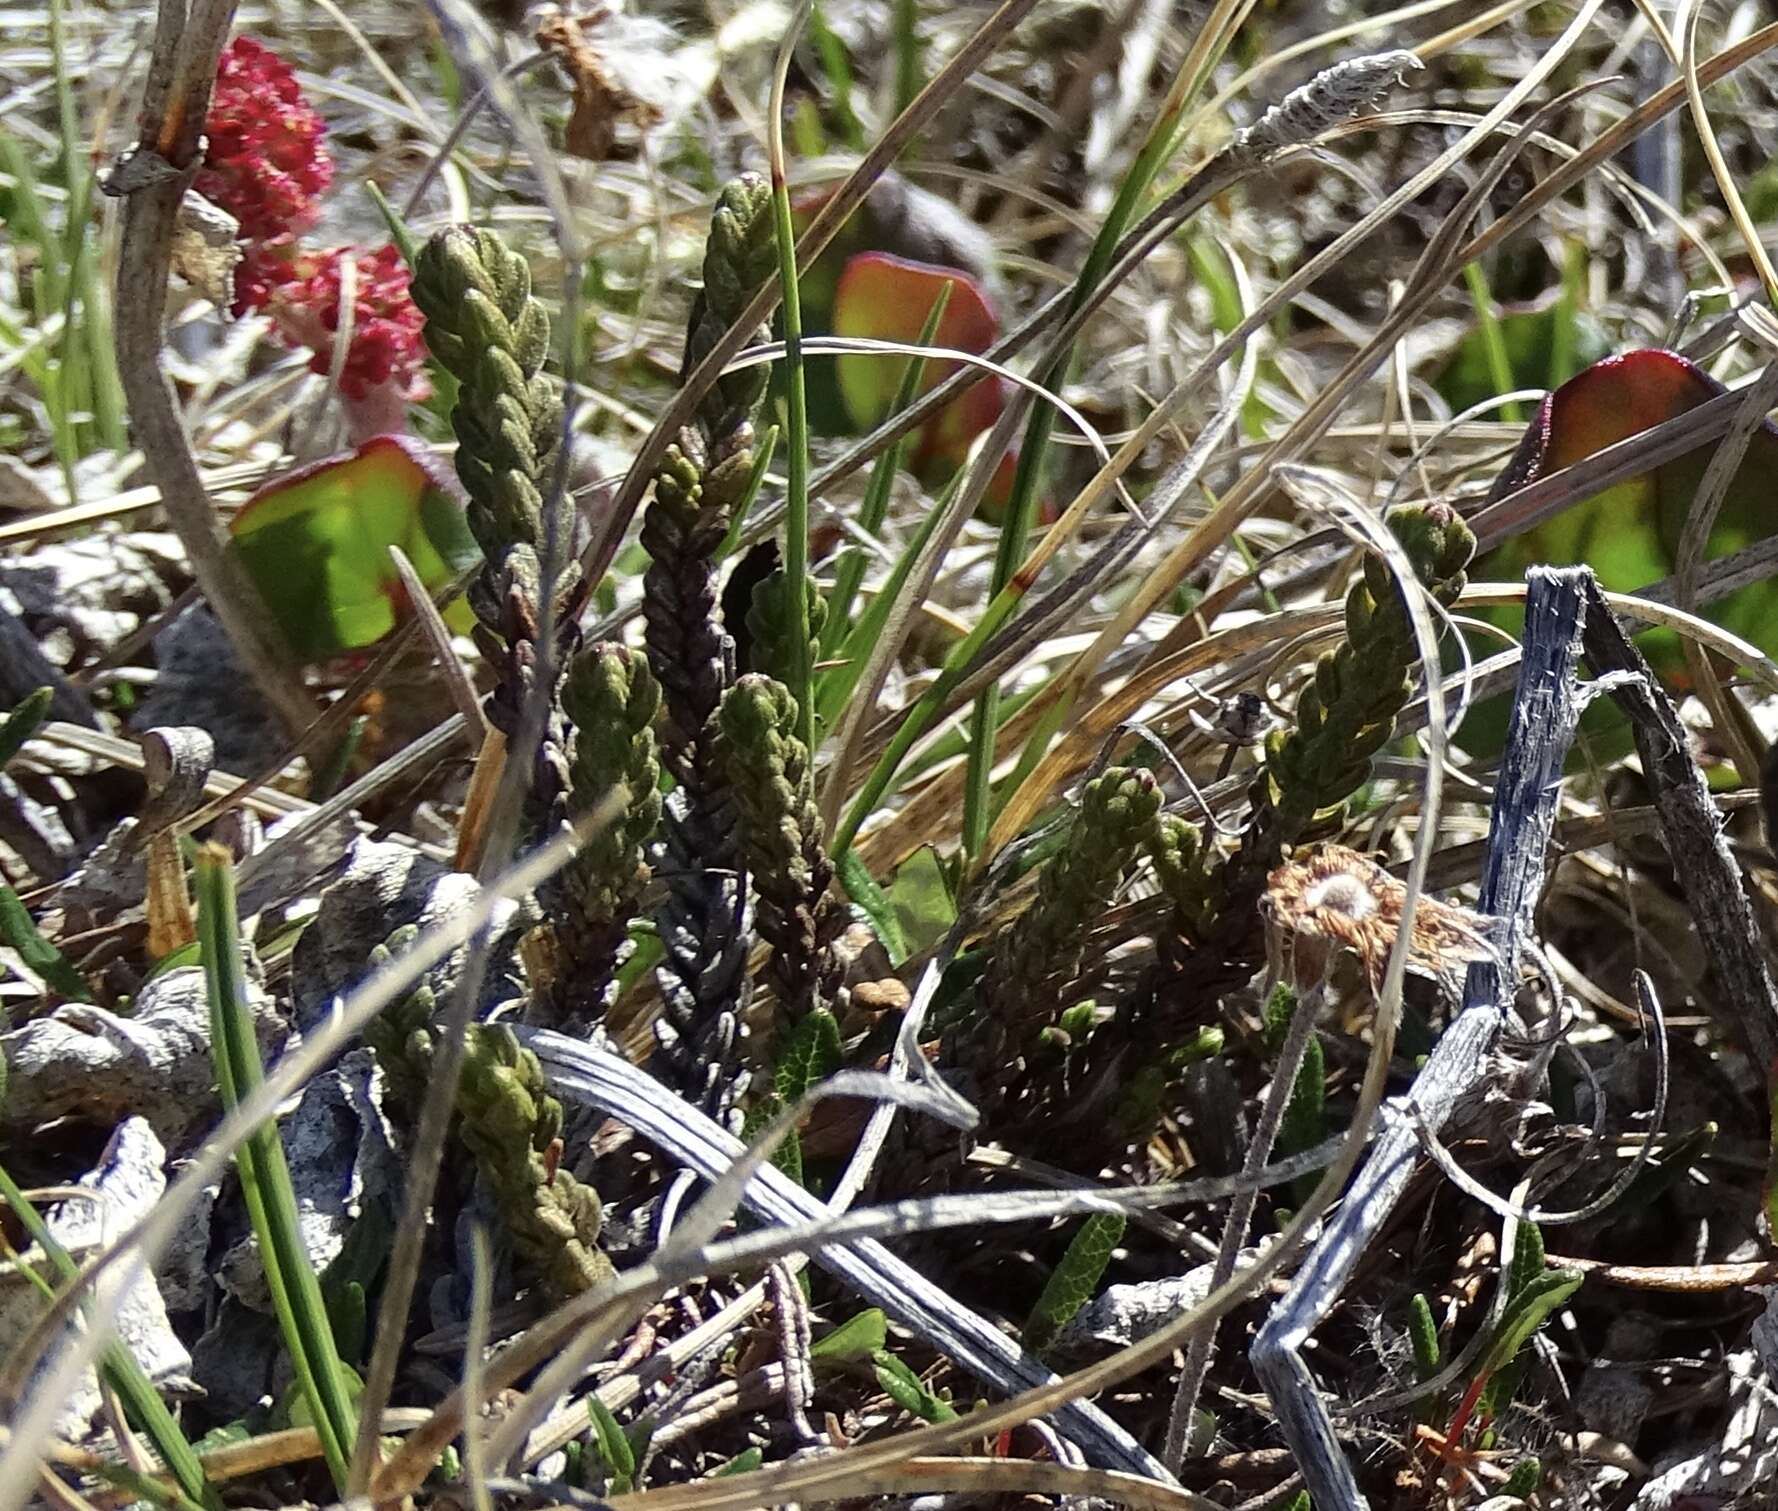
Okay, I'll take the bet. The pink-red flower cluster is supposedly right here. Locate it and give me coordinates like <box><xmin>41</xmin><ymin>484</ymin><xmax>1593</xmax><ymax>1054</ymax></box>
<box><xmin>199</xmin><ymin>36</ymin><xmax>427</xmax><ymax>409</ymax></box>
<box><xmin>246</xmin><ymin>242</ymin><xmax>426</xmax><ymax>403</ymax></box>
<box><xmin>196</xmin><ymin>36</ymin><xmax>332</xmax><ymax>245</ymax></box>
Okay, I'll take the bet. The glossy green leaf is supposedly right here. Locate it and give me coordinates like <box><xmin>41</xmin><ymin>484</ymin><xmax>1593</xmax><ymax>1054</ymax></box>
<box><xmin>587</xmin><ymin>1396</ymin><xmax>636</xmax><ymax>1491</ymax></box>
<box><xmin>832</xmin><ymin>251</ymin><xmax>1002</xmax><ymax>466</ymax></box>
<box><xmin>872</xmin><ymin>1348</ymin><xmax>957</xmax><ymax>1422</ymax></box>
<box><xmin>229</xmin><ymin>434</ymin><xmax>480</xmax><ymax>661</ymax></box>
<box><xmin>1022</xmin><ymin>1211</ymin><xmax>1125</xmax><ymax>1354</ymax></box>
<box><xmin>837</xmin><ymin>849</ymin><xmax>910</xmax><ymax>963</ymax></box>
<box><xmin>1479</xmin><ymin>348</ymin><xmax>1778</xmax><ymax>683</ymax></box>
<box><xmin>1408</xmin><ymin>1292</ymin><xmax>1441</xmax><ymax>1379</ymax></box>
<box><xmin>811</xmin><ymin>1307</ymin><xmax>889</xmax><ymax>1364</ymax></box>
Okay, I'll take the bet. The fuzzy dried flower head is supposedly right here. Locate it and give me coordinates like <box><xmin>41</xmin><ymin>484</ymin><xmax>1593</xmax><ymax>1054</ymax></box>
<box><xmin>1262</xmin><ymin>843</ymin><xmax>1502</xmax><ymax>993</ymax></box>
<box><xmin>196</xmin><ymin>36</ymin><xmax>333</xmax><ymax>247</ymax></box>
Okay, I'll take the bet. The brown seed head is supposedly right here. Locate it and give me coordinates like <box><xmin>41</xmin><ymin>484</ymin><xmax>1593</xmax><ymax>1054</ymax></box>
<box><xmin>1262</xmin><ymin>843</ymin><xmax>1500</xmax><ymax>993</ymax></box>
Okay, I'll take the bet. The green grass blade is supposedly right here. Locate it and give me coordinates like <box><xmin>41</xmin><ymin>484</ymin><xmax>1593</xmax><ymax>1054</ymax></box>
<box><xmin>1461</xmin><ymin>260</ymin><xmax>1522</xmax><ymax>423</ymax></box>
<box><xmin>768</xmin><ymin>30</ymin><xmax>818</xmax><ymax>759</ymax></box>
<box><xmin>809</xmin><ymin>4</ymin><xmax>864</xmax><ymax>151</ymax></box>
<box><xmin>0</xmin><ymin>1161</ymin><xmax>220</xmax><ymax>1511</ymax></box>
<box><xmin>0</xmin><ymin>688</ymin><xmax>54</xmax><ymax>770</ymax></box>
<box><xmin>830</xmin><ymin>468</ymin><xmax>1056</xmax><ymax>859</ymax></box>
<box><xmin>716</xmin><ymin>424</ymin><xmax>782</xmax><ymax>561</ymax></box>
<box><xmin>195</xmin><ymin>845</ymin><xmax>358</xmax><ymax>1491</ymax></box>
<box><xmin>981</xmin><ymin>32</ymin><xmax>1246</xmax><ymax>850</ymax></box>
<box><xmin>1</xmin><ymin>881</ymin><xmax>92</xmax><ymax>1002</ymax></box>
<box><xmin>893</xmin><ymin>0</ymin><xmax>922</xmax><ymax>115</ymax></box>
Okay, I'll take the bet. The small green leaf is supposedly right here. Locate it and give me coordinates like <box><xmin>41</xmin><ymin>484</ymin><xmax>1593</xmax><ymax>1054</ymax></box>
<box><xmin>714</xmin><ymin>1447</ymin><xmax>764</xmax><ymax>1476</ymax></box>
<box><xmin>838</xmin><ymin>849</ymin><xmax>909</xmax><ymax>963</ymax></box>
<box><xmin>0</xmin><ymin>881</ymin><xmax>91</xmax><ymax>1001</ymax></box>
<box><xmin>229</xmin><ymin>434</ymin><xmax>480</xmax><ymax>661</ymax></box>
<box><xmin>1263</xmin><ymin>984</ymin><xmax>1325</xmax><ymax>1203</ymax></box>
<box><xmin>1506</xmin><ymin>1220</ymin><xmax>1546</xmax><ymax>1298</ymax></box>
<box><xmin>1502</xmin><ymin>1455</ymin><xmax>1541</xmax><ymax>1498</ymax></box>
<box><xmin>774</xmin><ymin>1008</ymin><xmax>842</xmax><ymax>1103</ymax></box>
<box><xmin>0</xmin><ymin>687</ymin><xmax>53</xmax><ymax>769</ymax></box>
<box><xmin>587</xmin><ymin>1396</ymin><xmax>636</xmax><ymax>1491</ymax></box>
<box><xmin>885</xmin><ymin>845</ymin><xmax>958</xmax><ymax>956</ymax></box>
<box><xmin>1022</xmin><ymin>1212</ymin><xmax>1124</xmax><ymax>1354</ymax></box>
<box><xmin>326</xmin><ymin>1280</ymin><xmax>366</xmax><ymax>1367</ymax></box>
<box><xmin>1474</xmin><ymin>1263</ymin><xmax>1583</xmax><ymax>1420</ymax></box>
<box><xmin>1408</xmin><ymin>1293</ymin><xmax>1441</xmax><ymax>1379</ymax></box>
<box><xmin>871</xmin><ymin>1349</ymin><xmax>956</xmax><ymax>1422</ymax></box>
<box><xmin>811</xmin><ymin>1307</ymin><xmax>889</xmax><ymax>1365</ymax></box>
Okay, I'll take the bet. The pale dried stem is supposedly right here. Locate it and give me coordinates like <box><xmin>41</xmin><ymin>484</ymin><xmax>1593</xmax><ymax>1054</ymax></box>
<box><xmin>110</xmin><ymin>0</ymin><xmax>316</xmax><ymax>740</ymax></box>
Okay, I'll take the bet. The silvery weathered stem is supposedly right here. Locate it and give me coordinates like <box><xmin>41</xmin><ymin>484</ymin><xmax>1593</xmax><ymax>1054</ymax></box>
<box><xmin>1251</xmin><ymin>566</ymin><xmax>1589</xmax><ymax>1511</ymax></box>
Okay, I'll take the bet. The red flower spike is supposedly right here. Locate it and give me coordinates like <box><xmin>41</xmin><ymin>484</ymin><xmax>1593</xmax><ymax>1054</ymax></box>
<box><xmin>196</xmin><ymin>36</ymin><xmax>333</xmax><ymax>247</ymax></box>
<box><xmin>299</xmin><ymin>244</ymin><xmax>428</xmax><ymax>403</ymax></box>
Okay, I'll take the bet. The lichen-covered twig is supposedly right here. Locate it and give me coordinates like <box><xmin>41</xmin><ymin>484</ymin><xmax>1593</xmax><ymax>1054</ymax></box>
<box><xmin>719</xmin><ymin>673</ymin><xmax>845</xmax><ymax>1034</ymax></box>
<box><xmin>641</xmin><ymin>175</ymin><xmax>775</xmax><ymax>1123</ymax></box>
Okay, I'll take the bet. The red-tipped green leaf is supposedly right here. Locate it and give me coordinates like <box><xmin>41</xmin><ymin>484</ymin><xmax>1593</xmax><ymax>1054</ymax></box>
<box><xmin>1480</xmin><ymin>348</ymin><xmax>1778</xmax><ymax>681</ymax></box>
<box><xmin>230</xmin><ymin>434</ymin><xmax>479</xmax><ymax>661</ymax></box>
<box><xmin>832</xmin><ymin>251</ymin><xmax>1003</xmax><ymax>450</ymax></box>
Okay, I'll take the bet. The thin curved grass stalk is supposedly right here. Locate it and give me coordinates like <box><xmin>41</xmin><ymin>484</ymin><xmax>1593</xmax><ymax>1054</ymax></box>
<box><xmin>642</xmin><ymin>174</ymin><xmax>776</xmax><ymax>1123</ymax></box>
<box><xmin>412</xmin><ymin>225</ymin><xmax>576</xmax><ymax>843</ymax></box>
<box><xmin>960</xmin><ymin>39</ymin><xmax>1421</xmax><ymax>857</ymax></box>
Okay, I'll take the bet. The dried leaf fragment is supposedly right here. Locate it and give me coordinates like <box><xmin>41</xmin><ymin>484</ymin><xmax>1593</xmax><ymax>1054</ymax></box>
<box><xmin>170</xmin><ymin>189</ymin><xmax>242</xmax><ymax>308</ymax></box>
<box><xmin>537</xmin><ymin>10</ymin><xmax>664</xmax><ymax>162</ymax></box>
